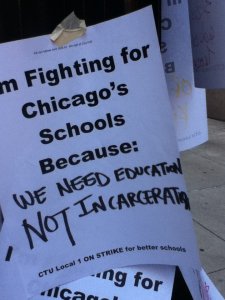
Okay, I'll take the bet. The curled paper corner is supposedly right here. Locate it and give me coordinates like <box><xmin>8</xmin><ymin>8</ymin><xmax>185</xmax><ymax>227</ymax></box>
<box><xmin>50</xmin><ymin>12</ymin><xmax>86</xmax><ymax>46</ymax></box>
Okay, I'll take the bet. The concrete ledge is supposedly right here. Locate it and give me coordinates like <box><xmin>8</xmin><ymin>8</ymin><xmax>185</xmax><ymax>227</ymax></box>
<box><xmin>207</xmin><ymin>90</ymin><xmax>225</xmax><ymax>121</ymax></box>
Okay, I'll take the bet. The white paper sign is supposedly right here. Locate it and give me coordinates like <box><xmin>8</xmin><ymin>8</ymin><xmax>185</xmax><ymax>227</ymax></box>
<box><xmin>1</xmin><ymin>225</ymin><xmax>175</xmax><ymax>300</ymax></box>
<box><xmin>0</xmin><ymin>228</ymin><xmax>50</xmax><ymax>300</ymax></box>
<box><xmin>161</xmin><ymin>0</ymin><xmax>208</xmax><ymax>151</ymax></box>
<box><xmin>40</xmin><ymin>265</ymin><xmax>175</xmax><ymax>300</ymax></box>
<box><xmin>0</xmin><ymin>231</ymin><xmax>26</xmax><ymax>300</ymax></box>
<box><xmin>189</xmin><ymin>0</ymin><xmax>225</xmax><ymax>88</ymax></box>
<box><xmin>0</xmin><ymin>6</ymin><xmax>200</xmax><ymax>297</ymax></box>
<box><xmin>181</xmin><ymin>267</ymin><xmax>225</xmax><ymax>300</ymax></box>
<box><xmin>199</xmin><ymin>269</ymin><xmax>225</xmax><ymax>300</ymax></box>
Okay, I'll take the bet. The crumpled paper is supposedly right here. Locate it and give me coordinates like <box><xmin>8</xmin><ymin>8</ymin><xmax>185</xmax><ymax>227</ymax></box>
<box><xmin>50</xmin><ymin>12</ymin><xmax>86</xmax><ymax>46</ymax></box>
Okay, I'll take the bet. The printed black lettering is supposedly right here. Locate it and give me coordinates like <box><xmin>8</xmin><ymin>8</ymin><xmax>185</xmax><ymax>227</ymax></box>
<box><xmin>0</xmin><ymin>78</ymin><xmax>18</xmax><ymax>94</ymax></box>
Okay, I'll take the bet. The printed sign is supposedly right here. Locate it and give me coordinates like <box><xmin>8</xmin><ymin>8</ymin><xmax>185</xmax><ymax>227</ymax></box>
<box><xmin>161</xmin><ymin>0</ymin><xmax>208</xmax><ymax>150</ymax></box>
<box><xmin>0</xmin><ymin>225</ymin><xmax>175</xmax><ymax>300</ymax></box>
<box><xmin>0</xmin><ymin>6</ymin><xmax>200</xmax><ymax>297</ymax></box>
<box><xmin>41</xmin><ymin>265</ymin><xmax>175</xmax><ymax>300</ymax></box>
<box><xmin>189</xmin><ymin>0</ymin><xmax>225</xmax><ymax>88</ymax></box>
